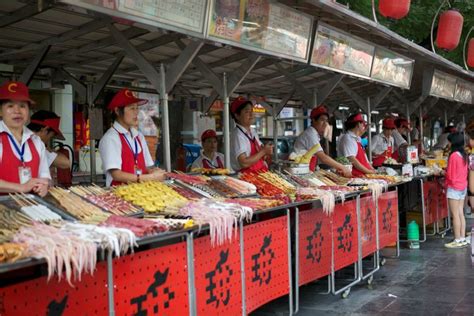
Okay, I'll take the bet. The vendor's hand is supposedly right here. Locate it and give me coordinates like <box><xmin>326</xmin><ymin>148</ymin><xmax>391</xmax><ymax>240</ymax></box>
<box><xmin>32</xmin><ymin>182</ymin><xmax>49</xmax><ymax>197</ymax></box>
<box><xmin>366</xmin><ymin>169</ymin><xmax>376</xmax><ymax>175</ymax></box>
<box><xmin>262</xmin><ymin>143</ymin><xmax>274</xmax><ymax>156</ymax></box>
<box><xmin>20</xmin><ymin>178</ymin><xmax>49</xmax><ymax>194</ymax></box>
<box><xmin>338</xmin><ymin>167</ymin><xmax>352</xmax><ymax>178</ymax></box>
<box><xmin>150</xmin><ymin>167</ymin><xmax>165</xmax><ymax>175</ymax></box>
<box><xmin>144</xmin><ymin>170</ymin><xmax>167</xmax><ymax>182</ymax></box>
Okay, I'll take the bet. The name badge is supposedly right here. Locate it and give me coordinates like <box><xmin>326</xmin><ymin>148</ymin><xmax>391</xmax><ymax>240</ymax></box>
<box><xmin>19</xmin><ymin>166</ymin><xmax>32</xmax><ymax>184</ymax></box>
<box><xmin>134</xmin><ymin>166</ymin><xmax>142</xmax><ymax>175</ymax></box>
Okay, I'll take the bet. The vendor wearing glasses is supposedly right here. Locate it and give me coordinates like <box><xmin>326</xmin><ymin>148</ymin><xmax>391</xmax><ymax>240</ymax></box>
<box><xmin>338</xmin><ymin>113</ymin><xmax>375</xmax><ymax>177</ymax></box>
<box><xmin>0</xmin><ymin>81</ymin><xmax>50</xmax><ymax>196</ymax></box>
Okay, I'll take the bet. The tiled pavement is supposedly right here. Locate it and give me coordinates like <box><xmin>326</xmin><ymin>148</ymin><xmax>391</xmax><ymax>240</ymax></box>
<box><xmin>253</xmin><ymin>219</ymin><xmax>474</xmax><ymax>316</ymax></box>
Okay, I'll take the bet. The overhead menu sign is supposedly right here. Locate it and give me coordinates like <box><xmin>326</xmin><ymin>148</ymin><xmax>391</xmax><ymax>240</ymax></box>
<box><xmin>371</xmin><ymin>47</ymin><xmax>414</xmax><ymax>89</ymax></box>
<box><xmin>428</xmin><ymin>70</ymin><xmax>474</xmax><ymax>104</ymax></box>
<box><xmin>429</xmin><ymin>70</ymin><xmax>458</xmax><ymax>100</ymax></box>
<box><xmin>207</xmin><ymin>0</ymin><xmax>313</xmax><ymax>62</ymax></box>
<box><xmin>59</xmin><ymin>0</ymin><xmax>208</xmax><ymax>36</ymax></box>
<box><xmin>311</xmin><ymin>23</ymin><xmax>414</xmax><ymax>89</ymax></box>
<box><xmin>454</xmin><ymin>78</ymin><xmax>473</xmax><ymax>104</ymax></box>
<box><xmin>311</xmin><ymin>23</ymin><xmax>374</xmax><ymax>78</ymax></box>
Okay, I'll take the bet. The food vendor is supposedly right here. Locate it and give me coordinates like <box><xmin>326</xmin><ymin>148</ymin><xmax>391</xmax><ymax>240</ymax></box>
<box><xmin>434</xmin><ymin>126</ymin><xmax>456</xmax><ymax>150</ymax></box>
<box><xmin>0</xmin><ymin>81</ymin><xmax>50</xmax><ymax>196</ymax></box>
<box><xmin>337</xmin><ymin>113</ymin><xmax>375</xmax><ymax>176</ymax></box>
<box><xmin>230</xmin><ymin>96</ymin><xmax>273</xmax><ymax>173</ymax></box>
<box><xmin>392</xmin><ymin>118</ymin><xmax>409</xmax><ymax>160</ymax></box>
<box><xmin>191</xmin><ymin>129</ymin><xmax>225</xmax><ymax>169</ymax></box>
<box><xmin>27</xmin><ymin>110</ymin><xmax>70</xmax><ymax>169</ymax></box>
<box><xmin>371</xmin><ymin>118</ymin><xmax>396</xmax><ymax>167</ymax></box>
<box><xmin>293</xmin><ymin>105</ymin><xmax>351</xmax><ymax>176</ymax></box>
<box><xmin>99</xmin><ymin>88</ymin><xmax>166</xmax><ymax>187</ymax></box>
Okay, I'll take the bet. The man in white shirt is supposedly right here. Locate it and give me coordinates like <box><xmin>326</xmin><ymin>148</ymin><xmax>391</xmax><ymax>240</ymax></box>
<box><xmin>27</xmin><ymin>110</ymin><xmax>70</xmax><ymax>169</ymax></box>
<box><xmin>392</xmin><ymin>118</ymin><xmax>409</xmax><ymax>161</ymax></box>
<box><xmin>293</xmin><ymin>105</ymin><xmax>351</xmax><ymax>176</ymax></box>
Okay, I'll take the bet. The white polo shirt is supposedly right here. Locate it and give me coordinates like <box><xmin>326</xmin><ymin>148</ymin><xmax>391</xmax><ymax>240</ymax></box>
<box><xmin>411</xmin><ymin>127</ymin><xmax>420</xmax><ymax>141</ymax></box>
<box><xmin>293</xmin><ymin>126</ymin><xmax>324</xmax><ymax>154</ymax></box>
<box><xmin>230</xmin><ymin>124</ymin><xmax>263</xmax><ymax>171</ymax></box>
<box><xmin>0</xmin><ymin>120</ymin><xmax>51</xmax><ymax>179</ymax></box>
<box><xmin>99</xmin><ymin>121</ymin><xmax>154</xmax><ymax>187</ymax></box>
<box><xmin>337</xmin><ymin>131</ymin><xmax>360</xmax><ymax>158</ymax></box>
<box><xmin>392</xmin><ymin>129</ymin><xmax>407</xmax><ymax>151</ymax></box>
<box><xmin>191</xmin><ymin>152</ymin><xmax>225</xmax><ymax>169</ymax></box>
<box><xmin>371</xmin><ymin>133</ymin><xmax>394</xmax><ymax>156</ymax></box>
<box><xmin>45</xmin><ymin>150</ymin><xmax>58</xmax><ymax>167</ymax></box>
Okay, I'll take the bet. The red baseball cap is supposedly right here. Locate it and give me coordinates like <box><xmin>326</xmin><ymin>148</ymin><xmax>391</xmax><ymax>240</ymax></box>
<box><xmin>382</xmin><ymin>118</ymin><xmax>396</xmax><ymax>129</ymax></box>
<box><xmin>230</xmin><ymin>96</ymin><xmax>252</xmax><ymax>114</ymax></box>
<box><xmin>310</xmin><ymin>105</ymin><xmax>329</xmax><ymax>119</ymax></box>
<box><xmin>108</xmin><ymin>88</ymin><xmax>148</xmax><ymax>111</ymax></box>
<box><xmin>30</xmin><ymin>117</ymin><xmax>65</xmax><ymax>140</ymax></box>
<box><xmin>0</xmin><ymin>81</ymin><xmax>35</xmax><ymax>105</ymax></box>
<box><xmin>348</xmin><ymin>113</ymin><xmax>366</xmax><ymax>124</ymax></box>
<box><xmin>201</xmin><ymin>129</ymin><xmax>217</xmax><ymax>142</ymax></box>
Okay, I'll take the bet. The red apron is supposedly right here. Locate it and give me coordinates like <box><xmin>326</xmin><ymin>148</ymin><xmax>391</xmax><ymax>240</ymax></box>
<box><xmin>372</xmin><ymin>138</ymin><xmax>393</xmax><ymax>167</ymax></box>
<box><xmin>111</xmin><ymin>132</ymin><xmax>148</xmax><ymax>186</ymax></box>
<box><xmin>0</xmin><ymin>133</ymin><xmax>39</xmax><ymax>183</ymax></box>
<box><xmin>309</xmin><ymin>156</ymin><xmax>318</xmax><ymax>172</ymax></box>
<box><xmin>238</xmin><ymin>128</ymin><xmax>268</xmax><ymax>174</ymax></box>
<box><xmin>352</xmin><ymin>141</ymin><xmax>373</xmax><ymax>177</ymax></box>
<box><xmin>202</xmin><ymin>155</ymin><xmax>224</xmax><ymax>169</ymax></box>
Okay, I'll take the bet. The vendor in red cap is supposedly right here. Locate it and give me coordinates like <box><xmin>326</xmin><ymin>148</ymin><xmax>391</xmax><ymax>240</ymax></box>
<box><xmin>371</xmin><ymin>118</ymin><xmax>396</xmax><ymax>167</ymax></box>
<box><xmin>27</xmin><ymin>110</ymin><xmax>70</xmax><ymax>169</ymax></box>
<box><xmin>337</xmin><ymin>113</ymin><xmax>375</xmax><ymax>177</ymax></box>
<box><xmin>191</xmin><ymin>129</ymin><xmax>225</xmax><ymax>170</ymax></box>
<box><xmin>392</xmin><ymin>118</ymin><xmax>409</xmax><ymax>161</ymax></box>
<box><xmin>0</xmin><ymin>81</ymin><xmax>50</xmax><ymax>196</ymax></box>
<box><xmin>230</xmin><ymin>97</ymin><xmax>273</xmax><ymax>173</ymax></box>
<box><xmin>99</xmin><ymin>88</ymin><xmax>166</xmax><ymax>187</ymax></box>
<box><xmin>293</xmin><ymin>105</ymin><xmax>351</xmax><ymax>176</ymax></box>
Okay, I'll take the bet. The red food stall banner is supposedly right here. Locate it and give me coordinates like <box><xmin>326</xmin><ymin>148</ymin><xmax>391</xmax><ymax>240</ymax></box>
<box><xmin>378</xmin><ymin>191</ymin><xmax>399</xmax><ymax>249</ymax></box>
<box><xmin>423</xmin><ymin>181</ymin><xmax>437</xmax><ymax>225</ymax></box>
<box><xmin>360</xmin><ymin>196</ymin><xmax>377</xmax><ymax>258</ymax></box>
<box><xmin>437</xmin><ymin>180</ymin><xmax>449</xmax><ymax>220</ymax></box>
<box><xmin>298</xmin><ymin>208</ymin><xmax>332</xmax><ymax>286</ymax></box>
<box><xmin>332</xmin><ymin>199</ymin><xmax>359</xmax><ymax>271</ymax></box>
<box><xmin>244</xmin><ymin>216</ymin><xmax>289</xmax><ymax>314</ymax></box>
<box><xmin>113</xmin><ymin>242</ymin><xmax>189</xmax><ymax>316</ymax></box>
<box><xmin>194</xmin><ymin>234</ymin><xmax>242</xmax><ymax>315</ymax></box>
<box><xmin>0</xmin><ymin>261</ymin><xmax>108</xmax><ymax>315</ymax></box>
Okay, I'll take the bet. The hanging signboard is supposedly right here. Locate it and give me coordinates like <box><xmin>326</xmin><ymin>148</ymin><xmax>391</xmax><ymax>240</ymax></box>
<box><xmin>311</xmin><ymin>23</ymin><xmax>375</xmax><ymax>78</ymax></box>
<box><xmin>454</xmin><ymin>78</ymin><xmax>473</xmax><ymax>104</ymax></box>
<box><xmin>311</xmin><ymin>23</ymin><xmax>415</xmax><ymax>89</ymax></box>
<box><xmin>370</xmin><ymin>47</ymin><xmax>414</xmax><ymax>89</ymax></box>
<box><xmin>429</xmin><ymin>70</ymin><xmax>457</xmax><ymax>100</ymax></box>
<box><xmin>59</xmin><ymin>0</ymin><xmax>208</xmax><ymax>37</ymax></box>
<box><xmin>207</xmin><ymin>0</ymin><xmax>313</xmax><ymax>62</ymax></box>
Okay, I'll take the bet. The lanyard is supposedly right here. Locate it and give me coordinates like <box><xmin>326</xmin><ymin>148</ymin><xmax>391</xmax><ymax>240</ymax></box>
<box><xmin>115</xmin><ymin>128</ymin><xmax>139</xmax><ymax>163</ymax></box>
<box><xmin>237</xmin><ymin>126</ymin><xmax>257</xmax><ymax>144</ymax></box>
<box><xmin>6</xmin><ymin>133</ymin><xmax>26</xmax><ymax>163</ymax></box>
<box><xmin>203</xmin><ymin>157</ymin><xmax>218</xmax><ymax>169</ymax></box>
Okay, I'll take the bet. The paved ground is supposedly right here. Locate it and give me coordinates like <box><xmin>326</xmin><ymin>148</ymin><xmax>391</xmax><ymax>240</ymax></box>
<box><xmin>253</xmin><ymin>218</ymin><xmax>474</xmax><ymax>316</ymax></box>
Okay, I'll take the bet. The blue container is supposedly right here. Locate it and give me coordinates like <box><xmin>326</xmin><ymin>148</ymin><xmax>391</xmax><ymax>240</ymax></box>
<box><xmin>183</xmin><ymin>143</ymin><xmax>202</xmax><ymax>167</ymax></box>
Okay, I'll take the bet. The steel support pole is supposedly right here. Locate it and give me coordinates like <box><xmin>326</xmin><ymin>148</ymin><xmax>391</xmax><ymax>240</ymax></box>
<box><xmin>107</xmin><ymin>251</ymin><xmax>115</xmax><ymax>316</ymax></box>
<box><xmin>239</xmin><ymin>219</ymin><xmax>246</xmax><ymax>316</ymax></box>
<box><xmin>223</xmin><ymin>73</ymin><xmax>231</xmax><ymax>169</ymax></box>
<box><xmin>86</xmin><ymin>83</ymin><xmax>96</xmax><ymax>183</ymax></box>
<box><xmin>273</xmin><ymin>106</ymin><xmax>279</xmax><ymax>163</ymax></box>
<box><xmin>159</xmin><ymin>63</ymin><xmax>171</xmax><ymax>171</ymax></box>
<box><xmin>406</xmin><ymin>104</ymin><xmax>411</xmax><ymax>144</ymax></box>
<box><xmin>419</xmin><ymin>105</ymin><xmax>424</xmax><ymax>152</ymax></box>
<box><xmin>444</xmin><ymin>109</ymin><xmax>448</xmax><ymax>126</ymax></box>
<box><xmin>186</xmin><ymin>232</ymin><xmax>197</xmax><ymax>316</ymax></box>
<box><xmin>367</xmin><ymin>97</ymin><xmax>372</xmax><ymax>163</ymax></box>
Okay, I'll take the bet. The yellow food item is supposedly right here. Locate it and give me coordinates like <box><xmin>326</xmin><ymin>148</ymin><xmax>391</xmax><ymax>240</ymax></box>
<box><xmin>293</xmin><ymin>143</ymin><xmax>322</xmax><ymax>164</ymax></box>
<box><xmin>114</xmin><ymin>181</ymin><xmax>188</xmax><ymax>213</ymax></box>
